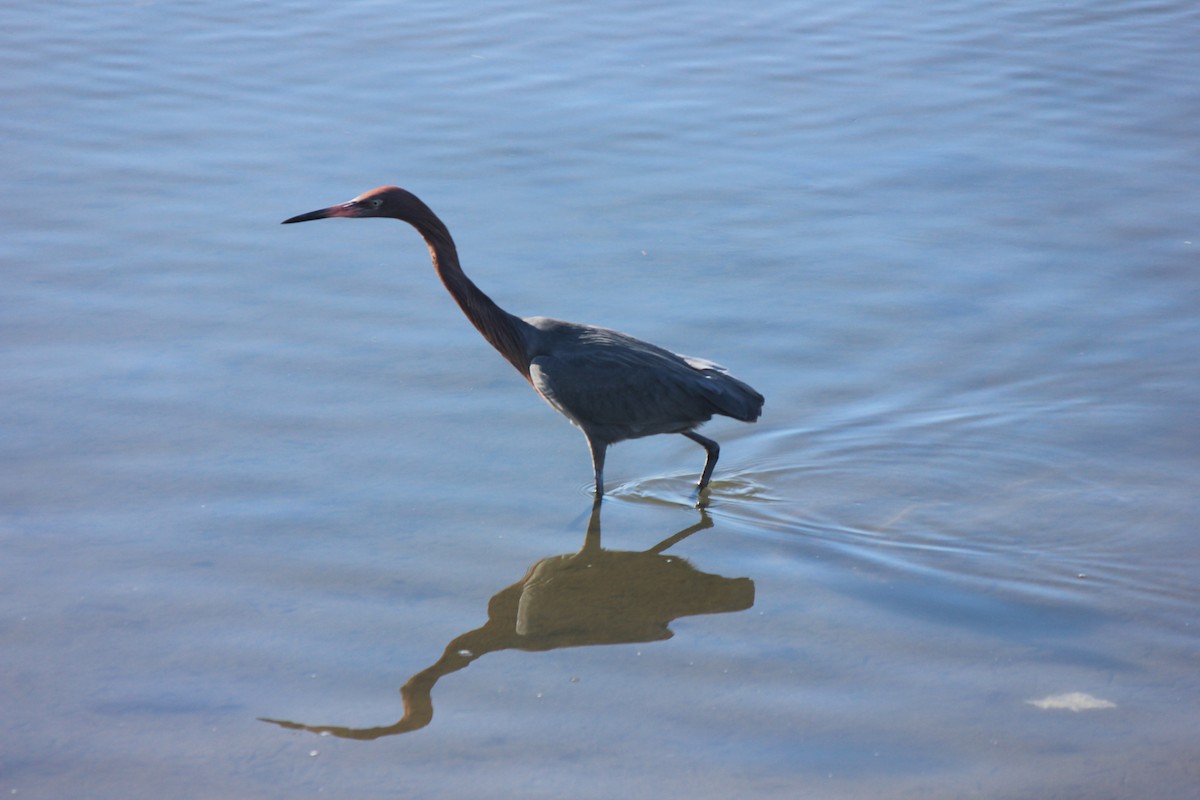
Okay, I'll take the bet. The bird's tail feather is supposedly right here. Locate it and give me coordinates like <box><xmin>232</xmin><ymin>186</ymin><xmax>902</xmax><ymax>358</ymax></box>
<box><xmin>704</xmin><ymin>372</ymin><xmax>764</xmax><ymax>422</ymax></box>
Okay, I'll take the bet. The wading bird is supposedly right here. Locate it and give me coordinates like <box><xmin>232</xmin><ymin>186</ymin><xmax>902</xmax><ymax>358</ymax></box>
<box><xmin>283</xmin><ymin>186</ymin><xmax>763</xmax><ymax>497</ymax></box>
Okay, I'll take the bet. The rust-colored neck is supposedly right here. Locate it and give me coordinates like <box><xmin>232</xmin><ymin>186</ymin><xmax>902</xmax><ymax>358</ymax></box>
<box><xmin>407</xmin><ymin>210</ymin><xmax>532</xmax><ymax>379</ymax></box>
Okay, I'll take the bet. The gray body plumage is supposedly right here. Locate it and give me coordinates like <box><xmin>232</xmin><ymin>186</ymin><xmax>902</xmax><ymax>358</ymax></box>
<box><xmin>523</xmin><ymin>317</ymin><xmax>762</xmax><ymax>447</ymax></box>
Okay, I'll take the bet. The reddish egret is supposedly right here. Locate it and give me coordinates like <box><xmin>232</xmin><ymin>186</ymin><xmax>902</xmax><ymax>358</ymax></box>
<box><xmin>283</xmin><ymin>186</ymin><xmax>764</xmax><ymax>497</ymax></box>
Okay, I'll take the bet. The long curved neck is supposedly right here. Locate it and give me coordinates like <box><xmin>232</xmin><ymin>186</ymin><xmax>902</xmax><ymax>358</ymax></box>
<box><xmin>407</xmin><ymin>212</ymin><xmax>533</xmax><ymax>379</ymax></box>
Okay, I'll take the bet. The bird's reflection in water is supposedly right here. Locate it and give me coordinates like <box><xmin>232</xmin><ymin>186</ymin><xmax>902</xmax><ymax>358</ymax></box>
<box><xmin>261</xmin><ymin>505</ymin><xmax>754</xmax><ymax>739</ymax></box>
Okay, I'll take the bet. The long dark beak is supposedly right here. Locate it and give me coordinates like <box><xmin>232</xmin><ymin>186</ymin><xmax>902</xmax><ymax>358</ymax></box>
<box><xmin>281</xmin><ymin>202</ymin><xmax>356</xmax><ymax>224</ymax></box>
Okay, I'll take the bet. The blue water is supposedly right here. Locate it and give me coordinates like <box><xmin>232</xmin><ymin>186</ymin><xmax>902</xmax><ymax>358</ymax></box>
<box><xmin>3</xmin><ymin>1</ymin><xmax>1198</xmax><ymax>798</ymax></box>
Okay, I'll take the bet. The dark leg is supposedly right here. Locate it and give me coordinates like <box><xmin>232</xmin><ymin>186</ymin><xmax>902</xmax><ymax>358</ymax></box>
<box><xmin>586</xmin><ymin>436</ymin><xmax>607</xmax><ymax>497</ymax></box>
<box><xmin>682</xmin><ymin>431</ymin><xmax>720</xmax><ymax>492</ymax></box>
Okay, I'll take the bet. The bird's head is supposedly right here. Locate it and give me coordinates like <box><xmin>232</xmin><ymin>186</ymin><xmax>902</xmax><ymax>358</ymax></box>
<box><xmin>282</xmin><ymin>186</ymin><xmax>427</xmax><ymax>225</ymax></box>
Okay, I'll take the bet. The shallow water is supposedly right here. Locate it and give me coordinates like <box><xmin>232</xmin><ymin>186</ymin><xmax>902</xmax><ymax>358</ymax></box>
<box><xmin>3</xmin><ymin>0</ymin><xmax>1198</xmax><ymax>797</ymax></box>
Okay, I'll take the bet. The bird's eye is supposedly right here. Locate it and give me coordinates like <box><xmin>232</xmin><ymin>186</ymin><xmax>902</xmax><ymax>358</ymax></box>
<box><xmin>370</xmin><ymin>198</ymin><xmax>383</xmax><ymax>209</ymax></box>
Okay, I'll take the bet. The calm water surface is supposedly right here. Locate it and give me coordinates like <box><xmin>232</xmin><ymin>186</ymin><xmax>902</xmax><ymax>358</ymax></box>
<box><xmin>3</xmin><ymin>1</ymin><xmax>1198</xmax><ymax>798</ymax></box>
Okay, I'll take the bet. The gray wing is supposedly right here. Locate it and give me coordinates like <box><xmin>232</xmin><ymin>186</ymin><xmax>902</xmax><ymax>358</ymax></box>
<box><xmin>526</xmin><ymin>321</ymin><xmax>761</xmax><ymax>444</ymax></box>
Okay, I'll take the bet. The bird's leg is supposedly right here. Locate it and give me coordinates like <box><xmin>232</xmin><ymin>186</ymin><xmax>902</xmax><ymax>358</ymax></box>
<box><xmin>587</xmin><ymin>436</ymin><xmax>607</xmax><ymax>497</ymax></box>
<box><xmin>682</xmin><ymin>431</ymin><xmax>720</xmax><ymax>493</ymax></box>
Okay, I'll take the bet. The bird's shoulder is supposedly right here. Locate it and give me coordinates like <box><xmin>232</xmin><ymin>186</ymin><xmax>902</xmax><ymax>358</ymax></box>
<box><xmin>522</xmin><ymin>317</ymin><xmax>720</xmax><ymax>373</ymax></box>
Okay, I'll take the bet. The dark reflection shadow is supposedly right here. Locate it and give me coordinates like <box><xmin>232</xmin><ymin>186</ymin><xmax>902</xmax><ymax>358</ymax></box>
<box><xmin>260</xmin><ymin>504</ymin><xmax>755</xmax><ymax>739</ymax></box>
